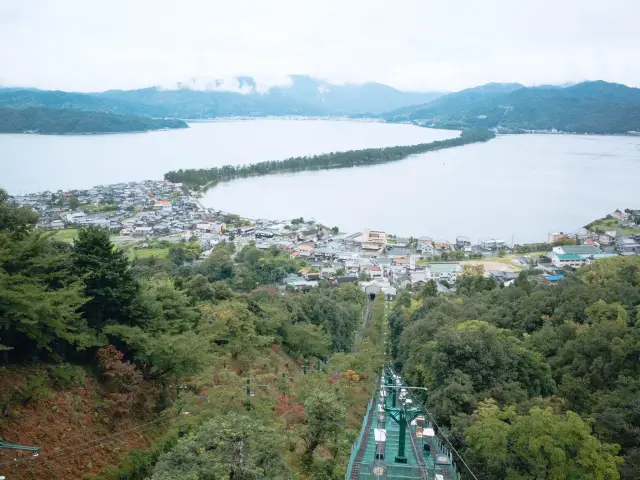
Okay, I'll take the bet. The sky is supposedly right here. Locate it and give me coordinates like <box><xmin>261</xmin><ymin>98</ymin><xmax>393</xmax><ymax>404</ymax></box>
<box><xmin>1</xmin><ymin>0</ymin><xmax>639</xmax><ymax>93</ymax></box>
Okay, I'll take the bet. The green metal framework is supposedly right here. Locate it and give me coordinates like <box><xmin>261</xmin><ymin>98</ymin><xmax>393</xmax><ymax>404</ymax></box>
<box><xmin>345</xmin><ymin>366</ymin><xmax>460</xmax><ymax>480</ymax></box>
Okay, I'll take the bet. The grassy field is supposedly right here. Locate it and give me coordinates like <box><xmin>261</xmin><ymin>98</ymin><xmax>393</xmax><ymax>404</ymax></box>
<box><xmin>131</xmin><ymin>247</ymin><xmax>170</xmax><ymax>259</ymax></box>
<box><xmin>587</xmin><ymin>218</ymin><xmax>640</xmax><ymax>235</ymax></box>
<box><xmin>51</xmin><ymin>228</ymin><xmax>78</xmax><ymax>242</ymax></box>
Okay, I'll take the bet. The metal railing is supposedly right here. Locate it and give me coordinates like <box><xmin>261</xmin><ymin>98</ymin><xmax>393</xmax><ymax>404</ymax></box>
<box><xmin>345</xmin><ymin>395</ymin><xmax>376</xmax><ymax>479</ymax></box>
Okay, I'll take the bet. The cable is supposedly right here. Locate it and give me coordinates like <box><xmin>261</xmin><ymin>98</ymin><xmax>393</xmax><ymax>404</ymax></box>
<box><xmin>384</xmin><ymin>365</ymin><xmax>479</xmax><ymax>480</ymax></box>
<box><xmin>422</xmin><ymin>406</ymin><xmax>479</xmax><ymax>480</ymax></box>
<box><xmin>0</xmin><ymin>414</ymin><xmax>177</xmax><ymax>469</ymax></box>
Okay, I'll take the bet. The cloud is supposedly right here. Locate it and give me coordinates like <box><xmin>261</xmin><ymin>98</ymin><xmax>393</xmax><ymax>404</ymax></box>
<box><xmin>1</xmin><ymin>0</ymin><xmax>639</xmax><ymax>92</ymax></box>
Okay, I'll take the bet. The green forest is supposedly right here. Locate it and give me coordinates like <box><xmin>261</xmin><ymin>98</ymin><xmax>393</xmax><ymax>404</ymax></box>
<box><xmin>0</xmin><ymin>188</ymin><xmax>385</xmax><ymax>479</ymax></box>
<box><xmin>164</xmin><ymin>128</ymin><xmax>495</xmax><ymax>188</ymax></box>
<box><xmin>0</xmin><ymin>106</ymin><xmax>187</xmax><ymax>134</ymax></box>
<box><xmin>390</xmin><ymin>261</ymin><xmax>640</xmax><ymax>479</ymax></box>
<box><xmin>4</xmin><ymin>183</ymin><xmax>640</xmax><ymax>479</ymax></box>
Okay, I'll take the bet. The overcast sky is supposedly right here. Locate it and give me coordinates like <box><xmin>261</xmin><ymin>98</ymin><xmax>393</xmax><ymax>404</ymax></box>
<box><xmin>1</xmin><ymin>0</ymin><xmax>639</xmax><ymax>93</ymax></box>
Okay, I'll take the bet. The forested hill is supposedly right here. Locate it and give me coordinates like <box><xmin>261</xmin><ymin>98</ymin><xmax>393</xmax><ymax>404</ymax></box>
<box><xmin>390</xmin><ymin>259</ymin><xmax>640</xmax><ymax>479</ymax></box>
<box><xmin>164</xmin><ymin>128</ymin><xmax>495</xmax><ymax>187</ymax></box>
<box><xmin>384</xmin><ymin>80</ymin><xmax>640</xmax><ymax>134</ymax></box>
<box><xmin>0</xmin><ymin>106</ymin><xmax>188</xmax><ymax>134</ymax></box>
<box><xmin>0</xmin><ymin>188</ymin><xmax>383</xmax><ymax>479</ymax></box>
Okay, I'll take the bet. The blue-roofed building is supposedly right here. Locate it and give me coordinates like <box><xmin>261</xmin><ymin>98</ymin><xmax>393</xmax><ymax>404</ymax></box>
<box><xmin>545</xmin><ymin>274</ymin><xmax>565</xmax><ymax>282</ymax></box>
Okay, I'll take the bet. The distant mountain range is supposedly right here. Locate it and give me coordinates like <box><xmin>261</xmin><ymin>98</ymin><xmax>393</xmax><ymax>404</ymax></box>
<box><xmin>0</xmin><ymin>76</ymin><xmax>443</xmax><ymax>120</ymax></box>
<box><xmin>382</xmin><ymin>81</ymin><xmax>640</xmax><ymax>134</ymax></box>
<box><xmin>1</xmin><ymin>77</ymin><xmax>639</xmax><ymax>135</ymax></box>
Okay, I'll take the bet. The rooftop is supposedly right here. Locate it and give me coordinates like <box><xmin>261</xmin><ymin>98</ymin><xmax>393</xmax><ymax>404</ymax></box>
<box><xmin>557</xmin><ymin>245</ymin><xmax>601</xmax><ymax>255</ymax></box>
<box><xmin>426</xmin><ymin>263</ymin><xmax>461</xmax><ymax>274</ymax></box>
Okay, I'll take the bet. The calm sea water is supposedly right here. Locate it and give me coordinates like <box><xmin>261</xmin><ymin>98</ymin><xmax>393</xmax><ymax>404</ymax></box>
<box><xmin>203</xmin><ymin>132</ymin><xmax>640</xmax><ymax>243</ymax></box>
<box><xmin>1</xmin><ymin>119</ymin><xmax>639</xmax><ymax>243</ymax></box>
<box><xmin>0</xmin><ymin>119</ymin><xmax>456</xmax><ymax>194</ymax></box>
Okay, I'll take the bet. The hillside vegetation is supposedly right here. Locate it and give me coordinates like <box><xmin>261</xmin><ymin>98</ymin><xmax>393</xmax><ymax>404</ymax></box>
<box><xmin>390</xmin><ymin>260</ymin><xmax>640</xmax><ymax>479</ymax></box>
<box><xmin>0</xmin><ymin>106</ymin><xmax>187</xmax><ymax>134</ymax></box>
<box><xmin>0</xmin><ymin>188</ymin><xmax>385</xmax><ymax>479</ymax></box>
<box><xmin>384</xmin><ymin>80</ymin><xmax>640</xmax><ymax>134</ymax></box>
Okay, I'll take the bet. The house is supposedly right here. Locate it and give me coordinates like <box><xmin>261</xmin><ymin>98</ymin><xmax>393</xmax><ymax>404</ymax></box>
<box><xmin>611</xmin><ymin>209</ymin><xmax>629</xmax><ymax>221</ymax></box>
<box><xmin>616</xmin><ymin>237</ymin><xmax>640</xmax><ymax>255</ymax></box>
<box><xmin>333</xmin><ymin>275</ymin><xmax>358</xmax><ymax>284</ymax></box>
<box><xmin>481</xmin><ymin>239</ymin><xmax>506</xmax><ymax>250</ymax></box>
<box><xmin>283</xmin><ymin>273</ymin><xmax>317</xmax><ymax>291</ymax></box>
<box><xmin>321</xmin><ymin>267</ymin><xmax>337</xmax><ymax>278</ymax></box>
<box><xmin>410</xmin><ymin>270</ymin><xmax>429</xmax><ymax>288</ymax></box>
<box><xmin>344</xmin><ymin>260</ymin><xmax>359</xmax><ymax>273</ymax></box>
<box><xmin>66</xmin><ymin>211</ymin><xmax>86</xmax><ymax>223</ymax></box>
<box><xmin>374</xmin><ymin>257</ymin><xmax>393</xmax><ymax>268</ymax></box>
<box><xmin>133</xmin><ymin>226</ymin><xmax>153</xmax><ymax>237</ymax></box>
<box><xmin>369</xmin><ymin>265</ymin><xmax>383</xmax><ymax>278</ymax></box>
<box><xmin>296</xmin><ymin>243</ymin><xmax>316</xmax><ymax>256</ymax></box>
<box><xmin>456</xmin><ymin>236</ymin><xmax>471</xmax><ymax>249</ymax></box>
<box><xmin>598</xmin><ymin>234</ymin><xmax>615</xmax><ymax>246</ymax></box>
<box><xmin>426</xmin><ymin>263</ymin><xmax>462</xmax><ymax>283</ymax></box>
<box><xmin>393</xmin><ymin>257</ymin><xmax>410</xmax><ymax>266</ymax></box>
<box><xmin>298</xmin><ymin>269</ymin><xmax>320</xmax><ymax>281</ymax></box>
<box><xmin>382</xmin><ymin>286</ymin><xmax>397</xmax><ymax>301</ymax></box>
<box><xmin>362</xmin><ymin>229</ymin><xmax>387</xmax><ymax>250</ymax></box>
<box><xmin>387</xmin><ymin>246</ymin><xmax>410</xmax><ymax>257</ymax></box>
<box><xmin>488</xmin><ymin>270</ymin><xmax>519</xmax><ymax>286</ymax></box>
<box><xmin>237</xmin><ymin>226</ymin><xmax>256</xmax><ymax>236</ymax></box>
<box><xmin>197</xmin><ymin>223</ymin><xmax>224</xmax><ymax>234</ymax></box>
<box><xmin>434</xmin><ymin>240</ymin><xmax>451</xmax><ymax>250</ymax></box>
<box><xmin>50</xmin><ymin>219</ymin><xmax>64</xmax><ymax>230</ymax></box>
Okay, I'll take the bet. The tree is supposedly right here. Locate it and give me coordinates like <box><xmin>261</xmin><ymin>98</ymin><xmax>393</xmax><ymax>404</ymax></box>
<box><xmin>71</xmin><ymin>227</ymin><xmax>138</xmax><ymax>329</ymax></box>
<box><xmin>418</xmin><ymin>280</ymin><xmax>438</xmax><ymax>299</ymax></box>
<box><xmin>330</xmin><ymin>226</ymin><xmax>339</xmax><ymax>235</ymax></box>
<box><xmin>200</xmin><ymin>242</ymin><xmax>234</xmax><ymax>282</ymax></box>
<box><xmin>284</xmin><ymin>322</ymin><xmax>332</xmax><ymax>359</ymax></box>
<box><xmin>68</xmin><ymin>195</ymin><xmax>80</xmax><ymax>211</ymax></box>
<box><xmin>0</xmin><ymin>189</ymin><xmax>90</xmax><ymax>358</ymax></box>
<box><xmin>201</xmin><ymin>301</ymin><xmax>271</xmax><ymax>359</ymax></box>
<box><xmin>303</xmin><ymin>389</ymin><xmax>346</xmax><ymax>456</ymax></box>
<box><xmin>465</xmin><ymin>399</ymin><xmax>622</xmax><ymax>479</ymax></box>
<box><xmin>96</xmin><ymin>345</ymin><xmax>145</xmax><ymax>420</ymax></box>
<box><xmin>151</xmin><ymin>413</ymin><xmax>291</xmax><ymax>480</ymax></box>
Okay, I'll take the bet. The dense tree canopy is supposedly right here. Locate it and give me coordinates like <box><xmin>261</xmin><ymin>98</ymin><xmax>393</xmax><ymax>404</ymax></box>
<box><xmin>390</xmin><ymin>255</ymin><xmax>640</xmax><ymax>479</ymax></box>
<box><xmin>0</xmin><ymin>106</ymin><xmax>187</xmax><ymax>134</ymax></box>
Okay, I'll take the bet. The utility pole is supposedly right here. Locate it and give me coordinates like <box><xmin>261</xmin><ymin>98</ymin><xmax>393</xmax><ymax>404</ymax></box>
<box><xmin>245</xmin><ymin>378</ymin><xmax>252</xmax><ymax>410</ymax></box>
<box><xmin>395</xmin><ymin>408</ymin><xmax>408</xmax><ymax>464</ymax></box>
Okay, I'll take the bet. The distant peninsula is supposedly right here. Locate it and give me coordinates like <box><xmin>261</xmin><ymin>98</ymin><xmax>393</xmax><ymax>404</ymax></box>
<box><xmin>382</xmin><ymin>81</ymin><xmax>640</xmax><ymax>134</ymax></box>
<box><xmin>0</xmin><ymin>106</ymin><xmax>188</xmax><ymax>134</ymax></box>
<box><xmin>164</xmin><ymin>128</ymin><xmax>495</xmax><ymax>188</ymax></box>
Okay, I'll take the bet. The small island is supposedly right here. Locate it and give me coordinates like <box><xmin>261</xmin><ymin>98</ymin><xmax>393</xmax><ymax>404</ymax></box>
<box><xmin>0</xmin><ymin>106</ymin><xmax>188</xmax><ymax>134</ymax></box>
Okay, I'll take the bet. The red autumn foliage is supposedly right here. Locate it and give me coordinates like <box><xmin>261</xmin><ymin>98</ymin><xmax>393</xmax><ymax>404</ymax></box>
<box><xmin>271</xmin><ymin>343</ymin><xmax>281</xmax><ymax>354</ymax></box>
<box><xmin>96</xmin><ymin>345</ymin><xmax>143</xmax><ymax>420</ymax></box>
<box><xmin>274</xmin><ymin>395</ymin><xmax>305</xmax><ymax>427</ymax></box>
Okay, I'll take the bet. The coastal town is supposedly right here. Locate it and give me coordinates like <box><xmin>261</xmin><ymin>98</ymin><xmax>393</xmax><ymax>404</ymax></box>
<box><xmin>10</xmin><ymin>180</ymin><xmax>640</xmax><ymax>296</ymax></box>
